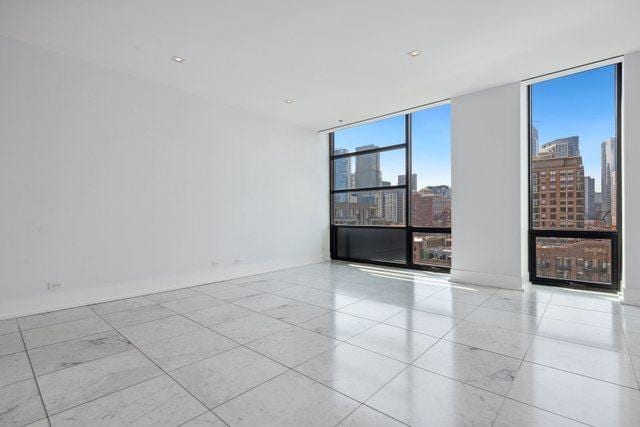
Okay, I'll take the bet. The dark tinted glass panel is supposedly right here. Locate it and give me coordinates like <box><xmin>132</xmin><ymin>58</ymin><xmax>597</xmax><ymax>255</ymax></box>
<box><xmin>333</xmin><ymin>189</ymin><xmax>405</xmax><ymax>226</ymax></box>
<box><xmin>535</xmin><ymin>237</ymin><xmax>612</xmax><ymax>285</ymax></box>
<box><xmin>332</xmin><ymin>148</ymin><xmax>405</xmax><ymax>191</ymax></box>
<box><xmin>335</xmin><ymin>228</ymin><xmax>406</xmax><ymax>264</ymax></box>
<box><xmin>333</xmin><ymin>115</ymin><xmax>405</xmax><ymax>155</ymax></box>
<box><xmin>412</xmin><ymin>233</ymin><xmax>451</xmax><ymax>268</ymax></box>
<box><xmin>411</xmin><ymin>104</ymin><xmax>452</xmax><ymax>227</ymax></box>
<box><xmin>530</xmin><ymin>65</ymin><xmax>618</xmax><ymax>231</ymax></box>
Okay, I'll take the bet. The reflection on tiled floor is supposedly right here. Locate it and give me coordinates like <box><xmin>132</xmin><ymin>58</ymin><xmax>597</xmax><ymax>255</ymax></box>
<box><xmin>2</xmin><ymin>261</ymin><xmax>640</xmax><ymax>426</ymax></box>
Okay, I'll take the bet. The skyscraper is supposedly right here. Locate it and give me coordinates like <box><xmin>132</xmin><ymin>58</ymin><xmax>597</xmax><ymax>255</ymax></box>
<box><xmin>539</xmin><ymin>136</ymin><xmax>580</xmax><ymax>157</ymax></box>
<box><xmin>601</xmin><ymin>137</ymin><xmax>617</xmax><ymax>226</ymax></box>
<box><xmin>354</xmin><ymin>145</ymin><xmax>382</xmax><ymax>188</ymax></box>
<box><xmin>531</xmin><ymin>126</ymin><xmax>539</xmax><ymax>156</ymax></box>
<box><xmin>584</xmin><ymin>176</ymin><xmax>595</xmax><ymax>220</ymax></box>
<box><xmin>397</xmin><ymin>174</ymin><xmax>417</xmax><ymax>192</ymax></box>
<box><xmin>333</xmin><ymin>148</ymin><xmax>351</xmax><ymax>203</ymax></box>
<box><xmin>531</xmin><ymin>154</ymin><xmax>585</xmax><ymax>229</ymax></box>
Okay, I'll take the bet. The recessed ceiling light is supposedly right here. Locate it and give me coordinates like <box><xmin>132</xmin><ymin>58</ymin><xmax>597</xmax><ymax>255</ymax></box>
<box><xmin>283</xmin><ymin>99</ymin><xmax>294</xmax><ymax>104</ymax></box>
<box><xmin>171</xmin><ymin>56</ymin><xmax>185</xmax><ymax>63</ymax></box>
<box><xmin>408</xmin><ymin>50</ymin><xmax>420</xmax><ymax>57</ymax></box>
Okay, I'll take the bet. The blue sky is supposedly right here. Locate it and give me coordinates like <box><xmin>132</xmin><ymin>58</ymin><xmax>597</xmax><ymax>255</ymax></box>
<box><xmin>334</xmin><ymin>64</ymin><xmax>616</xmax><ymax>192</ymax></box>
<box><xmin>532</xmin><ymin>64</ymin><xmax>616</xmax><ymax>192</ymax></box>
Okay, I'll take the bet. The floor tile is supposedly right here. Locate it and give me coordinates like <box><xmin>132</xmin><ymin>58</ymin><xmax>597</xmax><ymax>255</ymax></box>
<box><xmin>481</xmin><ymin>296</ymin><xmax>547</xmax><ymax>316</ymax></box>
<box><xmin>247</xmin><ymin>326</ymin><xmax>339</xmax><ymax>367</ymax></box>
<box><xmin>299</xmin><ymin>312</ymin><xmax>376</xmax><ymax>340</ymax></box>
<box><xmin>260</xmin><ymin>300</ymin><xmax>329</xmax><ymax>324</ymax></box>
<box><xmin>626</xmin><ymin>331</ymin><xmax>640</xmax><ymax>356</ymax></box>
<box><xmin>620</xmin><ymin>314</ymin><xmax>640</xmax><ymax>334</ymax></box>
<box><xmin>337</xmin><ymin>405</ymin><xmax>406</xmax><ymax>426</ymax></box>
<box><xmin>445</xmin><ymin>320</ymin><xmax>534</xmax><ymax>359</ymax></box>
<box><xmin>494</xmin><ymin>399</ymin><xmax>586</xmax><ymax>427</ymax></box>
<box><xmin>339</xmin><ymin>300</ymin><xmax>404</xmax><ymax>322</ymax></box>
<box><xmin>297</xmin><ymin>290</ymin><xmax>361</xmax><ymax>310</ymax></box>
<box><xmin>182</xmin><ymin>411</ymin><xmax>226</xmax><ymax>426</ymax></box>
<box><xmin>171</xmin><ymin>346</ymin><xmax>286</xmax><ymax>408</ymax></box>
<box><xmin>28</xmin><ymin>330</ymin><xmax>133</xmax><ymax>376</ymax></box>
<box><xmin>243</xmin><ymin>279</ymin><xmax>297</xmax><ymax>293</ymax></box>
<box><xmin>296</xmin><ymin>343</ymin><xmax>406</xmax><ymax>401</ymax></box>
<box><xmin>146</xmin><ymin>288</ymin><xmax>200</xmax><ymax>303</ymax></box>
<box><xmin>139</xmin><ymin>328</ymin><xmax>237</xmax><ymax>371</ymax></box>
<box><xmin>210</xmin><ymin>313</ymin><xmax>290</xmax><ymax>344</ymax></box>
<box><xmin>0</xmin><ymin>351</ymin><xmax>33</xmax><ymax>387</ymax></box>
<box><xmin>90</xmin><ymin>296</ymin><xmax>155</xmax><ymax>315</ymax></box>
<box><xmin>412</xmin><ymin>297</ymin><xmax>477</xmax><ymax>319</ymax></box>
<box><xmin>232</xmin><ymin>293</ymin><xmax>293</xmax><ymax>311</ymax></box>
<box><xmin>25</xmin><ymin>418</ymin><xmax>50</xmax><ymax>427</ymax></box>
<box><xmin>101</xmin><ymin>305</ymin><xmax>175</xmax><ymax>329</ymax></box>
<box><xmin>193</xmin><ymin>282</ymin><xmax>240</xmax><ymax>296</ymax></box>
<box><xmin>160</xmin><ymin>295</ymin><xmax>225</xmax><ymax>314</ymax></box>
<box><xmin>465</xmin><ymin>307</ymin><xmax>541</xmax><ymax>334</ymax></box>
<box><xmin>508</xmin><ymin>362</ymin><xmax>640</xmax><ymax>425</ymax></box>
<box><xmin>431</xmin><ymin>287</ymin><xmax>493</xmax><ymax>305</ymax></box>
<box><xmin>544</xmin><ymin>304</ymin><xmax>622</xmax><ymax>329</ymax></box>
<box><xmin>18</xmin><ymin>307</ymin><xmax>97</xmax><ymax>331</ymax></box>
<box><xmin>0</xmin><ymin>379</ymin><xmax>46</xmax><ymax>426</ymax></box>
<box><xmin>22</xmin><ymin>317</ymin><xmax>112</xmax><ymax>349</ymax></box>
<box><xmin>0</xmin><ymin>318</ymin><xmax>19</xmax><ymax>336</ymax></box>
<box><xmin>525</xmin><ymin>335</ymin><xmax>637</xmax><ymax>388</ymax></box>
<box><xmin>118</xmin><ymin>315</ymin><xmax>202</xmax><ymax>347</ymax></box>
<box><xmin>367</xmin><ymin>366</ymin><xmax>503</xmax><ymax>426</ymax></box>
<box><xmin>0</xmin><ymin>332</ymin><xmax>25</xmax><ymax>356</ymax></box>
<box><xmin>550</xmin><ymin>292</ymin><xmax>620</xmax><ymax>314</ymax></box>
<box><xmin>213</xmin><ymin>370</ymin><xmax>358</xmax><ymax>427</ymax></box>
<box><xmin>207</xmin><ymin>286</ymin><xmax>263</xmax><ymax>302</ymax></box>
<box><xmin>347</xmin><ymin>323</ymin><xmax>437</xmax><ymax>363</ymax></box>
<box><xmin>183</xmin><ymin>303</ymin><xmax>253</xmax><ymax>326</ymax></box>
<box><xmin>413</xmin><ymin>340</ymin><xmax>521</xmax><ymax>395</ymax></box>
<box><xmin>37</xmin><ymin>349</ymin><xmax>161</xmax><ymax>414</ymax></box>
<box><xmin>383</xmin><ymin>309</ymin><xmax>458</xmax><ymax>338</ymax></box>
<box><xmin>536</xmin><ymin>318</ymin><xmax>627</xmax><ymax>353</ymax></box>
<box><xmin>49</xmin><ymin>375</ymin><xmax>206</xmax><ymax>426</ymax></box>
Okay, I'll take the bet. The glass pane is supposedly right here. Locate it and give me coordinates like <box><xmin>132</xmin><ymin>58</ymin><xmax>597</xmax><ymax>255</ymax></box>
<box><xmin>411</xmin><ymin>104</ymin><xmax>452</xmax><ymax>227</ymax></box>
<box><xmin>530</xmin><ymin>65</ymin><xmax>618</xmax><ymax>231</ymax></box>
<box><xmin>335</xmin><ymin>227</ymin><xmax>406</xmax><ymax>264</ymax></box>
<box><xmin>332</xmin><ymin>148</ymin><xmax>405</xmax><ymax>191</ymax></box>
<box><xmin>412</xmin><ymin>233</ymin><xmax>451</xmax><ymax>268</ymax></box>
<box><xmin>535</xmin><ymin>237</ymin><xmax>612</xmax><ymax>285</ymax></box>
<box><xmin>333</xmin><ymin>189</ymin><xmax>405</xmax><ymax>226</ymax></box>
<box><xmin>333</xmin><ymin>115</ymin><xmax>405</xmax><ymax>155</ymax></box>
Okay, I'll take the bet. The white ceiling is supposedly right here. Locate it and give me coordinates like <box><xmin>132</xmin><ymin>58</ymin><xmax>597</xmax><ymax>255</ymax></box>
<box><xmin>1</xmin><ymin>0</ymin><xmax>639</xmax><ymax>131</ymax></box>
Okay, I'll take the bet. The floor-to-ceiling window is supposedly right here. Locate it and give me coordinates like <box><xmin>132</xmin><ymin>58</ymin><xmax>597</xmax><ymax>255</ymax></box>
<box><xmin>528</xmin><ymin>63</ymin><xmax>622</xmax><ymax>289</ymax></box>
<box><xmin>329</xmin><ymin>103</ymin><xmax>451</xmax><ymax>271</ymax></box>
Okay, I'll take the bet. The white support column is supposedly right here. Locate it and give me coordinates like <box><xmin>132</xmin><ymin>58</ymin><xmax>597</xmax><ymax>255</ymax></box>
<box><xmin>450</xmin><ymin>83</ymin><xmax>527</xmax><ymax>290</ymax></box>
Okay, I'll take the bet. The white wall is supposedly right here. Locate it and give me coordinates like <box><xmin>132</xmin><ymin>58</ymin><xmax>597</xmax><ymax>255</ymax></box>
<box><xmin>622</xmin><ymin>50</ymin><xmax>640</xmax><ymax>305</ymax></box>
<box><xmin>0</xmin><ymin>37</ymin><xmax>328</xmax><ymax>319</ymax></box>
<box><xmin>450</xmin><ymin>83</ymin><xmax>527</xmax><ymax>290</ymax></box>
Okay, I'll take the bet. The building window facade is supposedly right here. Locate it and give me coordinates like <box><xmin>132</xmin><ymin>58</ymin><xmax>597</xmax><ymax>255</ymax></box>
<box><xmin>529</xmin><ymin>63</ymin><xmax>622</xmax><ymax>289</ymax></box>
<box><xmin>330</xmin><ymin>103</ymin><xmax>452</xmax><ymax>271</ymax></box>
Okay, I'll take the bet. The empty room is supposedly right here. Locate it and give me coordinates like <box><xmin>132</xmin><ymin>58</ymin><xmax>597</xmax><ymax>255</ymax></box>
<box><xmin>2</xmin><ymin>1</ymin><xmax>640</xmax><ymax>425</ymax></box>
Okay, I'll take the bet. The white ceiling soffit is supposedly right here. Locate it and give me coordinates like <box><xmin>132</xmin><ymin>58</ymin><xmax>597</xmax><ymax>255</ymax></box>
<box><xmin>1</xmin><ymin>0</ymin><xmax>639</xmax><ymax>131</ymax></box>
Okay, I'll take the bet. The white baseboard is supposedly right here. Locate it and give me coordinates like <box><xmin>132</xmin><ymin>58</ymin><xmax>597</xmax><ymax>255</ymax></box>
<box><xmin>450</xmin><ymin>268</ymin><xmax>525</xmax><ymax>290</ymax></box>
<box><xmin>0</xmin><ymin>254</ymin><xmax>327</xmax><ymax>320</ymax></box>
<box><xmin>621</xmin><ymin>283</ymin><xmax>640</xmax><ymax>307</ymax></box>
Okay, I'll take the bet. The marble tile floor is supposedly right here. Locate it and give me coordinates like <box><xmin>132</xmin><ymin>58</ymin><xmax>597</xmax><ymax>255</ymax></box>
<box><xmin>2</xmin><ymin>261</ymin><xmax>640</xmax><ymax>425</ymax></box>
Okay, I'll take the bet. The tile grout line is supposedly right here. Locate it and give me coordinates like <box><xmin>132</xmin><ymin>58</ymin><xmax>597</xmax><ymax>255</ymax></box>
<box><xmin>16</xmin><ymin>321</ymin><xmax>52</xmax><ymax>427</ymax></box>
<box><xmin>88</xmin><ymin>309</ymin><xmax>233</xmax><ymax>426</ymax></box>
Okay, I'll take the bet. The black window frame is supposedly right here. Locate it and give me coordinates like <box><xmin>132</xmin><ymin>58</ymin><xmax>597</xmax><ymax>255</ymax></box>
<box><xmin>527</xmin><ymin>62</ymin><xmax>622</xmax><ymax>291</ymax></box>
<box><xmin>329</xmin><ymin>109</ymin><xmax>452</xmax><ymax>273</ymax></box>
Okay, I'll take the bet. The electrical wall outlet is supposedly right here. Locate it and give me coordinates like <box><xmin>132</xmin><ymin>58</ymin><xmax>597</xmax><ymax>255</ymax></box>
<box><xmin>234</xmin><ymin>258</ymin><xmax>244</xmax><ymax>264</ymax></box>
<box><xmin>211</xmin><ymin>260</ymin><xmax>220</xmax><ymax>268</ymax></box>
<box><xmin>47</xmin><ymin>282</ymin><xmax>63</xmax><ymax>291</ymax></box>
